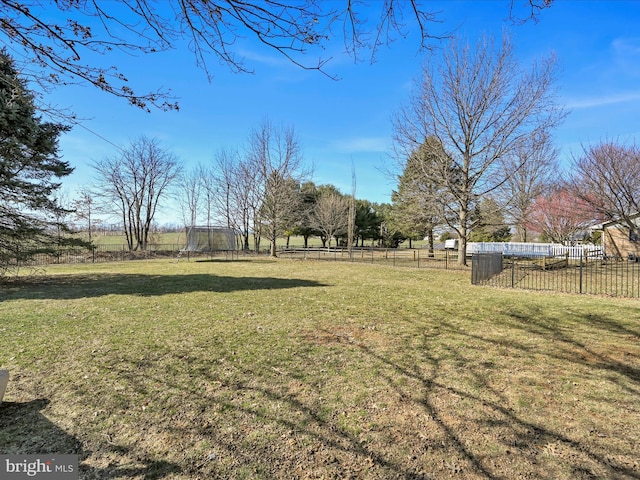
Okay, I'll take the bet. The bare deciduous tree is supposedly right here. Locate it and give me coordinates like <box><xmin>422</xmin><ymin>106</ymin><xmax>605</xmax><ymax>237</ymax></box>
<box><xmin>393</xmin><ymin>34</ymin><xmax>565</xmax><ymax>265</ymax></box>
<box><xmin>71</xmin><ymin>188</ymin><xmax>98</xmax><ymax>242</ymax></box>
<box><xmin>2</xmin><ymin>1</ymin><xmax>551</xmax><ymax>112</ymax></box>
<box><xmin>210</xmin><ymin>148</ymin><xmax>260</xmax><ymax>250</ymax></box>
<box><xmin>313</xmin><ymin>189</ymin><xmax>349</xmax><ymax>249</ymax></box>
<box><xmin>197</xmin><ymin>163</ymin><xmax>217</xmax><ymax>230</ymax></box>
<box><xmin>210</xmin><ymin>149</ymin><xmax>235</xmax><ymax>229</ymax></box>
<box><xmin>93</xmin><ymin>136</ymin><xmax>182</xmax><ymax>250</ymax></box>
<box><xmin>568</xmin><ymin>140</ymin><xmax>640</xmax><ymax>231</ymax></box>
<box><xmin>248</xmin><ymin>119</ymin><xmax>308</xmax><ymax>257</ymax></box>
<box><xmin>497</xmin><ymin>130</ymin><xmax>559</xmax><ymax>241</ymax></box>
<box><xmin>176</xmin><ymin>166</ymin><xmax>202</xmax><ymax>229</ymax></box>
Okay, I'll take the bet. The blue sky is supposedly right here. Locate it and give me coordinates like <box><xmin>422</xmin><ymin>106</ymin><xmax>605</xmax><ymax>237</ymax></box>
<box><xmin>41</xmin><ymin>1</ymin><xmax>640</xmax><ymax>224</ymax></box>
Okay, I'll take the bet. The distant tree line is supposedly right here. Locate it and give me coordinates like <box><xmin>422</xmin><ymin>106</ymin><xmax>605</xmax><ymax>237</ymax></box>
<box><xmin>174</xmin><ymin>118</ymin><xmax>396</xmax><ymax>255</ymax></box>
<box><xmin>388</xmin><ymin>33</ymin><xmax>640</xmax><ymax>266</ymax></box>
<box><xmin>5</xmin><ymin>23</ymin><xmax>640</xmax><ymax>269</ymax></box>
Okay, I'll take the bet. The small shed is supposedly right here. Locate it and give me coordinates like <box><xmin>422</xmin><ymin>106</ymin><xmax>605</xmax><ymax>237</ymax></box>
<box><xmin>444</xmin><ymin>238</ymin><xmax>459</xmax><ymax>250</ymax></box>
<box><xmin>600</xmin><ymin>213</ymin><xmax>640</xmax><ymax>260</ymax></box>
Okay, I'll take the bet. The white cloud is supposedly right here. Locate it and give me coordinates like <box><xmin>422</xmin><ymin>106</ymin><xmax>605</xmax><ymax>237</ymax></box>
<box><xmin>611</xmin><ymin>37</ymin><xmax>640</xmax><ymax>56</ymax></box>
<box><xmin>565</xmin><ymin>92</ymin><xmax>640</xmax><ymax>110</ymax></box>
<box><xmin>331</xmin><ymin>136</ymin><xmax>389</xmax><ymax>153</ymax></box>
<box><xmin>235</xmin><ymin>48</ymin><xmax>290</xmax><ymax>68</ymax></box>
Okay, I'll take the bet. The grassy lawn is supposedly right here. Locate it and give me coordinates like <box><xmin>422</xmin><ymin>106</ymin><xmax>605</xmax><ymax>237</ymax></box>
<box><xmin>0</xmin><ymin>259</ymin><xmax>638</xmax><ymax>479</ymax></box>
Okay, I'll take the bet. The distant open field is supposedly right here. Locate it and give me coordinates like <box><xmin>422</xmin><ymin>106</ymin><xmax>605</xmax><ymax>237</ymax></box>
<box><xmin>89</xmin><ymin>232</ymin><xmax>429</xmax><ymax>250</ymax></box>
<box><xmin>91</xmin><ymin>231</ymin><xmax>185</xmax><ymax>247</ymax></box>
<box><xmin>1</xmin><ymin>259</ymin><xmax>638</xmax><ymax>479</ymax></box>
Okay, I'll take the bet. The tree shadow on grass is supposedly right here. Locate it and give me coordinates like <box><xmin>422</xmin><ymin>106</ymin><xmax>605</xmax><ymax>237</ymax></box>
<box><xmin>356</xmin><ymin>340</ymin><xmax>640</xmax><ymax>479</ymax></box>
<box><xmin>384</xmin><ymin>306</ymin><xmax>640</xmax><ymax>479</ymax></box>
<box><xmin>500</xmin><ymin>305</ymin><xmax>640</xmax><ymax>390</ymax></box>
<box><xmin>193</xmin><ymin>258</ymin><xmax>276</xmax><ymax>264</ymax></box>
<box><xmin>192</xmin><ymin>259</ymin><xmax>255</xmax><ymax>264</ymax></box>
<box><xmin>0</xmin><ymin>273</ymin><xmax>326</xmax><ymax>301</ymax></box>
<box><xmin>0</xmin><ymin>398</ymin><xmax>181</xmax><ymax>479</ymax></box>
<box><xmin>35</xmin><ymin>307</ymin><xmax>639</xmax><ymax>479</ymax></box>
<box><xmin>101</xmin><ymin>348</ymin><xmax>438</xmax><ymax>479</ymax></box>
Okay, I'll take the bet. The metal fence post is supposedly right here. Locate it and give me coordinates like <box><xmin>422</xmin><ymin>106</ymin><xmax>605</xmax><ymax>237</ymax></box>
<box><xmin>579</xmin><ymin>255</ymin><xmax>584</xmax><ymax>294</ymax></box>
<box><xmin>511</xmin><ymin>257</ymin><xmax>515</xmax><ymax>288</ymax></box>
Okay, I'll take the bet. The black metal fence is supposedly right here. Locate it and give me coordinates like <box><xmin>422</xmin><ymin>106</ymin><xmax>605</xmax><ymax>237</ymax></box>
<box><xmin>276</xmin><ymin>247</ymin><xmax>468</xmax><ymax>270</ymax></box>
<box><xmin>6</xmin><ymin>244</ymin><xmax>467</xmax><ymax>268</ymax></box>
<box><xmin>10</xmin><ymin>244</ymin><xmax>638</xmax><ymax>298</ymax></box>
<box><xmin>3</xmin><ymin>244</ymin><xmax>470</xmax><ymax>278</ymax></box>
<box><xmin>472</xmin><ymin>253</ymin><xmax>640</xmax><ymax>298</ymax></box>
<box><xmin>1</xmin><ymin>244</ymin><xmax>238</xmax><ymax>269</ymax></box>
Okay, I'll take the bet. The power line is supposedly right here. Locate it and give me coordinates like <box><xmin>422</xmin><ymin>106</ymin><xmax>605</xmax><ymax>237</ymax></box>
<box><xmin>72</xmin><ymin>121</ymin><xmax>124</xmax><ymax>152</ymax></box>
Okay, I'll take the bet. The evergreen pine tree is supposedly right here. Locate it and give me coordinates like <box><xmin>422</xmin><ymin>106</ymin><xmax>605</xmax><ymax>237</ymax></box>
<box><xmin>0</xmin><ymin>51</ymin><xmax>80</xmax><ymax>271</ymax></box>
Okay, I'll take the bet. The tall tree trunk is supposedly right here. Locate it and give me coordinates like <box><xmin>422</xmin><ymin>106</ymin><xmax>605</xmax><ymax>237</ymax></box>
<box><xmin>270</xmin><ymin>235</ymin><xmax>277</xmax><ymax>257</ymax></box>
<box><xmin>427</xmin><ymin>228</ymin><xmax>435</xmax><ymax>256</ymax></box>
<box><xmin>458</xmin><ymin>206</ymin><xmax>468</xmax><ymax>266</ymax></box>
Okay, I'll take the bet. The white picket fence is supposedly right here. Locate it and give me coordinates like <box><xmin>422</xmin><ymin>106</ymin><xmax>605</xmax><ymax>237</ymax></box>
<box><xmin>467</xmin><ymin>242</ymin><xmax>604</xmax><ymax>259</ymax></box>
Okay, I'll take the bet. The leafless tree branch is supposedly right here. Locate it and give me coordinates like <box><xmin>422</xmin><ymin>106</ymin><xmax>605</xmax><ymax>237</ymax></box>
<box><xmin>1</xmin><ymin>1</ymin><xmax>550</xmax><ymax>112</ymax></box>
